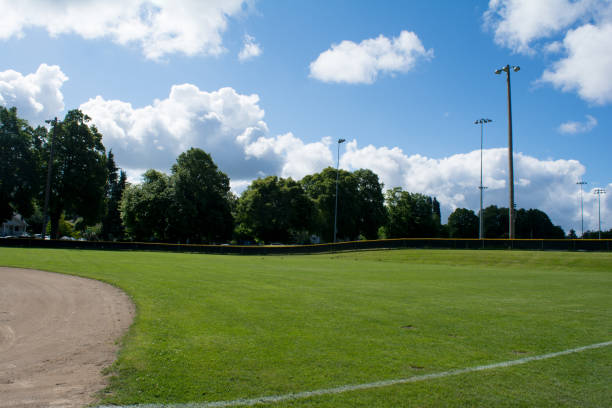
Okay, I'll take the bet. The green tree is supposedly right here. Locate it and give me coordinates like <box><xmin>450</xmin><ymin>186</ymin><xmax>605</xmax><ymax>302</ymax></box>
<box><xmin>43</xmin><ymin>110</ymin><xmax>108</xmax><ymax>239</ymax></box>
<box><xmin>172</xmin><ymin>148</ymin><xmax>233</xmax><ymax>243</ymax></box>
<box><xmin>482</xmin><ymin>206</ymin><xmax>564</xmax><ymax>239</ymax></box>
<box><xmin>432</xmin><ymin>197</ymin><xmax>442</xmax><ymax>229</ymax></box>
<box><xmin>0</xmin><ymin>106</ymin><xmax>43</xmax><ymax>222</ymax></box>
<box><xmin>301</xmin><ymin>167</ymin><xmax>361</xmax><ymax>242</ymax></box>
<box><xmin>583</xmin><ymin>229</ymin><xmax>612</xmax><ymax>239</ymax></box>
<box><xmin>235</xmin><ymin>176</ymin><xmax>314</xmax><ymax>243</ymax></box>
<box><xmin>448</xmin><ymin>208</ymin><xmax>478</xmax><ymax>238</ymax></box>
<box><xmin>120</xmin><ymin>169</ymin><xmax>175</xmax><ymax>241</ymax></box>
<box><xmin>384</xmin><ymin>188</ymin><xmax>438</xmax><ymax>238</ymax></box>
<box><xmin>515</xmin><ymin>208</ymin><xmax>565</xmax><ymax>239</ymax></box>
<box><xmin>101</xmin><ymin>151</ymin><xmax>127</xmax><ymax>241</ymax></box>
<box><xmin>353</xmin><ymin>169</ymin><xmax>387</xmax><ymax>239</ymax></box>
<box><xmin>483</xmin><ymin>205</ymin><xmax>509</xmax><ymax>238</ymax></box>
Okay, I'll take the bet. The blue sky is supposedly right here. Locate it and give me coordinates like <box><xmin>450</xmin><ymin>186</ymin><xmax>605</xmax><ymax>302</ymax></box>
<box><xmin>0</xmin><ymin>0</ymin><xmax>610</xmax><ymax>233</ymax></box>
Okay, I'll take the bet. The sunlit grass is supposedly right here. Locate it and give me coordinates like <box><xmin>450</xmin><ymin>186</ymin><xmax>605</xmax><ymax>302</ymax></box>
<box><xmin>1</xmin><ymin>248</ymin><xmax>610</xmax><ymax>407</ymax></box>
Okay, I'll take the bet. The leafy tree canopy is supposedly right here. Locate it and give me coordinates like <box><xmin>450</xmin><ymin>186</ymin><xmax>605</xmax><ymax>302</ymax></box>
<box><xmin>120</xmin><ymin>169</ymin><xmax>175</xmax><ymax>242</ymax></box>
<box><xmin>448</xmin><ymin>208</ymin><xmax>478</xmax><ymax>238</ymax></box>
<box><xmin>171</xmin><ymin>148</ymin><xmax>234</xmax><ymax>243</ymax></box>
<box><xmin>0</xmin><ymin>106</ymin><xmax>44</xmax><ymax>221</ymax></box>
<box><xmin>42</xmin><ymin>110</ymin><xmax>108</xmax><ymax>238</ymax></box>
<box><xmin>301</xmin><ymin>167</ymin><xmax>386</xmax><ymax>242</ymax></box>
<box><xmin>235</xmin><ymin>176</ymin><xmax>314</xmax><ymax>244</ymax></box>
<box><xmin>384</xmin><ymin>187</ymin><xmax>439</xmax><ymax>238</ymax></box>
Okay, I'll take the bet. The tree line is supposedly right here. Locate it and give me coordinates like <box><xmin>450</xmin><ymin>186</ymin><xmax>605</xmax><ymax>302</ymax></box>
<box><xmin>2</xmin><ymin>106</ymin><xmax>585</xmax><ymax>243</ymax></box>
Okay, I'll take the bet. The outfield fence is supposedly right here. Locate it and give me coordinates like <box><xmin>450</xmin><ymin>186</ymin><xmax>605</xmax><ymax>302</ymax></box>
<box><xmin>1</xmin><ymin>237</ymin><xmax>611</xmax><ymax>254</ymax></box>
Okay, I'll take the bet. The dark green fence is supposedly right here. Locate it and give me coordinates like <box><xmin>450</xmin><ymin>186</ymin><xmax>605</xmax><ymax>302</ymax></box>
<box><xmin>1</xmin><ymin>237</ymin><xmax>610</xmax><ymax>254</ymax></box>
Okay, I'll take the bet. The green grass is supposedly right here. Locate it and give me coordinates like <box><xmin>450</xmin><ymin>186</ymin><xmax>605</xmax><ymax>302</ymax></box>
<box><xmin>1</xmin><ymin>248</ymin><xmax>611</xmax><ymax>407</ymax></box>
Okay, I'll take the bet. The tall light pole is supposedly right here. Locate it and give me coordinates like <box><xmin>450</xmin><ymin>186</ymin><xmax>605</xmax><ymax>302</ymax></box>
<box><xmin>576</xmin><ymin>181</ymin><xmax>587</xmax><ymax>238</ymax></box>
<box><xmin>594</xmin><ymin>188</ymin><xmax>606</xmax><ymax>239</ymax></box>
<box><xmin>475</xmin><ymin>118</ymin><xmax>492</xmax><ymax>239</ymax></box>
<box><xmin>495</xmin><ymin>64</ymin><xmax>520</xmax><ymax>239</ymax></box>
<box><xmin>41</xmin><ymin>117</ymin><xmax>58</xmax><ymax>239</ymax></box>
<box><xmin>334</xmin><ymin>138</ymin><xmax>346</xmax><ymax>243</ymax></box>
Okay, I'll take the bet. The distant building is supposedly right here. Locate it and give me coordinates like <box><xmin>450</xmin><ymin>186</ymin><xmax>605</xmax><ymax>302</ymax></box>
<box><xmin>1</xmin><ymin>213</ymin><xmax>28</xmax><ymax>237</ymax></box>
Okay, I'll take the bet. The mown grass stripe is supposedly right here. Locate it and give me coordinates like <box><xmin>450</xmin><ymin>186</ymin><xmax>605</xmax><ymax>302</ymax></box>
<box><xmin>97</xmin><ymin>340</ymin><xmax>612</xmax><ymax>408</ymax></box>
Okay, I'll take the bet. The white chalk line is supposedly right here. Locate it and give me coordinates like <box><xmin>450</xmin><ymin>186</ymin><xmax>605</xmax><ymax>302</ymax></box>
<box><xmin>98</xmin><ymin>340</ymin><xmax>612</xmax><ymax>408</ymax></box>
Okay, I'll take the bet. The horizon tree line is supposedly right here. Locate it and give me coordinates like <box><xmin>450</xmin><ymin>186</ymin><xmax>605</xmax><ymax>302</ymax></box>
<box><xmin>3</xmin><ymin>105</ymin><xmax>600</xmax><ymax>243</ymax></box>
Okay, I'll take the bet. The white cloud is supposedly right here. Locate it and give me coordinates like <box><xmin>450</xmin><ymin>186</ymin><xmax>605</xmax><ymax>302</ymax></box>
<box><xmin>0</xmin><ymin>64</ymin><xmax>68</xmax><ymax>123</ymax></box>
<box><xmin>309</xmin><ymin>30</ymin><xmax>433</xmax><ymax>84</ymax></box>
<box><xmin>0</xmin><ymin>0</ymin><xmax>248</xmax><ymax>60</ymax></box>
<box><xmin>558</xmin><ymin>114</ymin><xmax>597</xmax><ymax>134</ymax></box>
<box><xmin>79</xmin><ymin>80</ymin><xmax>597</xmax><ymax>233</ymax></box>
<box><xmin>485</xmin><ymin>0</ymin><xmax>592</xmax><ymax>54</ymax></box>
<box><xmin>342</xmin><ymin>141</ymin><xmax>589</xmax><ymax>233</ymax></box>
<box><xmin>238</xmin><ymin>34</ymin><xmax>262</xmax><ymax>61</ymax></box>
<box><xmin>541</xmin><ymin>22</ymin><xmax>612</xmax><ymax>104</ymax></box>
<box><xmin>485</xmin><ymin>0</ymin><xmax>612</xmax><ymax>104</ymax></box>
<box><xmin>0</xmin><ymin>59</ymin><xmax>585</xmax><ymax>234</ymax></box>
<box><xmin>79</xmin><ymin>83</ymin><xmax>334</xmax><ymax>187</ymax></box>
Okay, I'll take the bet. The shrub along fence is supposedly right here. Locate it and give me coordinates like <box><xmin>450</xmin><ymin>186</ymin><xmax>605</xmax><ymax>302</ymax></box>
<box><xmin>1</xmin><ymin>237</ymin><xmax>611</xmax><ymax>254</ymax></box>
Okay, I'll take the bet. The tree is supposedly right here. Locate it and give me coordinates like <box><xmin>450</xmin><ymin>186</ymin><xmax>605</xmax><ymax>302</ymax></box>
<box><xmin>235</xmin><ymin>176</ymin><xmax>314</xmax><ymax>243</ymax></box>
<box><xmin>515</xmin><ymin>208</ymin><xmax>565</xmax><ymax>239</ymax></box>
<box><xmin>172</xmin><ymin>148</ymin><xmax>233</xmax><ymax>243</ymax></box>
<box><xmin>301</xmin><ymin>167</ymin><xmax>388</xmax><ymax>242</ymax></box>
<box><xmin>353</xmin><ymin>169</ymin><xmax>387</xmax><ymax>239</ymax></box>
<box><xmin>583</xmin><ymin>229</ymin><xmax>612</xmax><ymax>239</ymax></box>
<box><xmin>43</xmin><ymin>110</ymin><xmax>108</xmax><ymax>239</ymax></box>
<box><xmin>101</xmin><ymin>150</ymin><xmax>127</xmax><ymax>241</ymax></box>
<box><xmin>432</xmin><ymin>197</ymin><xmax>442</xmax><ymax>229</ymax></box>
<box><xmin>567</xmin><ymin>229</ymin><xmax>578</xmax><ymax>239</ymax></box>
<box><xmin>0</xmin><ymin>106</ymin><xmax>43</xmax><ymax>222</ymax></box>
<box><xmin>448</xmin><ymin>208</ymin><xmax>478</xmax><ymax>238</ymax></box>
<box><xmin>384</xmin><ymin>188</ymin><xmax>438</xmax><ymax>238</ymax></box>
<box><xmin>120</xmin><ymin>169</ymin><xmax>175</xmax><ymax>241</ymax></box>
<box><xmin>482</xmin><ymin>206</ymin><xmax>564</xmax><ymax>239</ymax></box>
<box><xmin>483</xmin><ymin>205</ymin><xmax>509</xmax><ymax>238</ymax></box>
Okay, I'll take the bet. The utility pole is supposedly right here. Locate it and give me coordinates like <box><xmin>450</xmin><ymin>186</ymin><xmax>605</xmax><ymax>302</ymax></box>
<box><xmin>576</xmin><ymin>181</ymin><xmax>587</xmax><ymax>238</ymax></box>
<box><xmin>334</xmin><ymin>138</ymin><xmax>346</xmax><ymax>243</ymax></box>
<box><xmin>475</xmin><ymin>118</ymin><xmax>491</xmax><ymax>239</ymax></box>
<box><xmin>495</xmin><ymin>64</ymin><xmax>520</xmax><ymax>239</ymax></box>
<box><xmin>41</xmin><ymin>117</ymin><xmax>57</xmax><ymax>239</ymax></box>
<box><xmin>594</xmin><ymin>188</ymin><xmax>606</xmax><ymax>239</ymax></box>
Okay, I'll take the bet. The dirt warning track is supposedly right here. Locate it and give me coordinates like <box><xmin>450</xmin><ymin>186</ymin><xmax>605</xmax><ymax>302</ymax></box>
<box><xmin>0</xmin><ymin>267</ymin><xmax>134</xmax><ymax>408</ymax></box>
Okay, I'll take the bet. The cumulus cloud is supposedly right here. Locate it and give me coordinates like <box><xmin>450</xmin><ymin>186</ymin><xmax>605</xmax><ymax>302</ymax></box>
<box><xmin>79</xmin><ymin>83</ymin><xmax>334</xmax><ymax>188</ymax></box>
<box><xmin>77</xmin><ymin>79</ymin><xmax>597</xmax><ymax>232</ymax></box>
<box><xmin>558</xmin><ymin>114</ymin><xmax>597</xmax><ymax>134</ymax></box>
<box><xmin>341</xmin><ymin>141</ymin><xmax>589</xmax><ymax>232</ymax></box>
<box><xmin>309</xmin><ymin>30</ymin><xmax>433</xmax><ymax>84</ymax></box>
<box><xmin>238</xmin><ymin>34</ymin><xmax>262</xmax><ymax>61</ymax></box>
<box><xmin>0</xmin><ymin>63</ymin><xmax>68</xmax><ymax>123</ymax></box>
<box><xmin>0</xmin><ymin>0</ymin><xmax>247</xmax><ymax>60</ymax></box>
<box><xmin>485</xmin><ymin>0</ymin><xmax>592</xmax><ymax>53</ymax></box>
<box><xmin>541</xmin><ymin>22</ymin><xmax>612</xmax><ymax>104</ymax></box>
<box><xmin>485</xmin><ymin>0</ymin><xmax>612</xmax><ymax>104</ymax></box>
<box><xmin>0</xmin><ymin>63</ymin><xmax>598</xmax><ymax>232</ymax></box>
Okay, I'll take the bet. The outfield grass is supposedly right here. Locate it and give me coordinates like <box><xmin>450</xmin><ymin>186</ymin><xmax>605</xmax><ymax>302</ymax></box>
<box><xmin>1</xmin><ymin>248</ymin><xmax>611</xmax><ymax>407</ymax></box>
